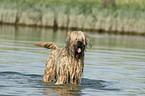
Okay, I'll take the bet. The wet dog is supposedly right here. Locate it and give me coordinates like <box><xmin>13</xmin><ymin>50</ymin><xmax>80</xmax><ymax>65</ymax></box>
<box><xmin>36</xmin><ymin>31</ymin><xmax>91</xmax><ymax>84</ymax></box>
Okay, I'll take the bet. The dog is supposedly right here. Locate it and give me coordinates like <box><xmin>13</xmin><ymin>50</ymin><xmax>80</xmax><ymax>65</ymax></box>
<box><xmin>36</xmin><ymin>31</ymin><xmax>91</xmax><ymax>84</ymax></box>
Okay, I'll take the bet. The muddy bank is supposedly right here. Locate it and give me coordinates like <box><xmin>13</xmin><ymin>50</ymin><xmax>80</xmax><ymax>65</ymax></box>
<box><xmin>0</xmin><ymin>0</ymin><xmax>145</xmax><ymax>35</ymax></box>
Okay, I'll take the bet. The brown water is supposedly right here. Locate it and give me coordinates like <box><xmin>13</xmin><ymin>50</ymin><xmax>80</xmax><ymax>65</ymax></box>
<box><xmin>0</xmin><ymin>25</ymin><xmax>145</xmax><ymax>96</ymax></box>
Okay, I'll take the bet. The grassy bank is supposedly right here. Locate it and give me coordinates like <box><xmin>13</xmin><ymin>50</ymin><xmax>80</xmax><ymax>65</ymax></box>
<box><xmin>0</xmin><ymin>0</ymin><xmax>145</xmax><ymax>35</ymax></box>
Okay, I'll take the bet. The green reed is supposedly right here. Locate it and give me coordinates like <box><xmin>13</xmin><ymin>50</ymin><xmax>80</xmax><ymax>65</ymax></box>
<box><xmin>0</xmin><ymin>0</ymin><xmax>145</xmax><ymax>34</ymax></box>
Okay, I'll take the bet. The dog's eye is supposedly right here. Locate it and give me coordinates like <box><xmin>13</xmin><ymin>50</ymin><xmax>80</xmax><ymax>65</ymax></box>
<box><xmin>75</xmin><ymin>38</ymin><xmax>78</xmax><ymax>41</ymax></box>
<box><xmin>82</xmin><ymin>39</ymin><xmax>84</xmax><ymax>42</ymax></box>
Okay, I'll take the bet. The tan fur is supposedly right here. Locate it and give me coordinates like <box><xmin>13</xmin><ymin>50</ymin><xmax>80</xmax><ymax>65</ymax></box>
<box><xmin>36</xmin><ymin>31</ymin><xmax>91</xmax><ymax>84</ymax></box>
<box><xmin>36</xmin><ymin>42</ymin><xmax>58</xmax><ymax>49</ymax></box>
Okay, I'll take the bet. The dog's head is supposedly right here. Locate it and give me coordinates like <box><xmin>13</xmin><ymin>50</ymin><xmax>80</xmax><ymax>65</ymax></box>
<box><xmin>65</xmin><ymin>31</ymin><xmax>91</xmax><ymax>59</ymax></box>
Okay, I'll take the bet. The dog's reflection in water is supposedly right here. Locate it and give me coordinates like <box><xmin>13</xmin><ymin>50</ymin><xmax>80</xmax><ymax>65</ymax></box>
<box><xmin>43</xmin><ymin>83</ymin><xmax>81</xmax><ymax>96</ymax></box>
<box><xmin>42</xmin><ymin>78</ymin><xmax>109</xmax><ymax>96</ymax></box>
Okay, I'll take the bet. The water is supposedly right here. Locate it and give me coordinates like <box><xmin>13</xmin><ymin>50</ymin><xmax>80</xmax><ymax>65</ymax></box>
<box><xmin>0</xmin><ymin>25</ymin><xmax>145</xmax><ymax>96</ymax></box>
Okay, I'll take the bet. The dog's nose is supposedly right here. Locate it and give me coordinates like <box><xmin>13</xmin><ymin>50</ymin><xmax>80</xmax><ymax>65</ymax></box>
<box><xmin>77</xmin><ymin>41</ymin><xmax>84</xmax><ymax>46</ymax></box>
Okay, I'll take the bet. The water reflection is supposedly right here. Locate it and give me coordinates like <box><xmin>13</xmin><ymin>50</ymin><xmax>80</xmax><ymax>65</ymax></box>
<box><xmin>1</xmin><ymin>25</ymin><xmax>145</xmax><ymax>50</ymax></box>
<box><xmin>0</xmin><ymin>25</ymin><xmax>67</xmax><ymax>44</ymax></box>
<box><xmin>90</xmin><ymin>34</ymin><xmax>145</xmax><ymax>49</ymax></box>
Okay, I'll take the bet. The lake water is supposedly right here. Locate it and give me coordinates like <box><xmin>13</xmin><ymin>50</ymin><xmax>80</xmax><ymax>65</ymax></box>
<box><xmin>0</xmin><ymin>25</ymin><xmax>145</xmax><ymax>96</ymax></box>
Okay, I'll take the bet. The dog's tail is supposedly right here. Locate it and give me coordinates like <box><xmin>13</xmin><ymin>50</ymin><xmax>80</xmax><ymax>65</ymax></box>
<box><xmin>36</xmin><ymin>42</ymin><xmax>58</xmax><ymax>49</ymax></box>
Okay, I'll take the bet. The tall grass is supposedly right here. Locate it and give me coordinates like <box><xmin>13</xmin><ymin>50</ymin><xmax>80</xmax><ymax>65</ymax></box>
<box><xmin>0</xmin><ymin>0</ymin><xmax>145</xmax><ymax>35</ymax></box>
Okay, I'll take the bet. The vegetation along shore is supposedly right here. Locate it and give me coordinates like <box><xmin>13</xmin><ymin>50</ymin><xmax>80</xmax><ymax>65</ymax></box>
<box><xmin>0</xmin><ymin>0</ymin><xmax>145</xmax><ymax>35</ymax></box>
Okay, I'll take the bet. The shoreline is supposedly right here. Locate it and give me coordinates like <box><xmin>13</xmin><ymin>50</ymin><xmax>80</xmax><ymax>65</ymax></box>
<box><xmin>1</xmin><ymin>22</ymin><xmax>145</xmax><ymax>36</ymax></box>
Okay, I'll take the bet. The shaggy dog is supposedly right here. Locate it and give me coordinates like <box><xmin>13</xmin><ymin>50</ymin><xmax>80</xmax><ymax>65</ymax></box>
<box><xmin>36</xmin><ymin>31</ymin><xmax>91</xmax><ymax>84</ymax></box>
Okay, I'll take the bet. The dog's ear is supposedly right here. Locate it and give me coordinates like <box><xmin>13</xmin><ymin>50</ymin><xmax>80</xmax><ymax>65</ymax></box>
<box><xmin>84</xmin><ymin>33</ymin><xmax>92</xmax><ymax>48</ymax></box>
<box><xmin>65</xmin><ymin>32</ymin><xmax>71</xmax><ymax>47</ymax></box>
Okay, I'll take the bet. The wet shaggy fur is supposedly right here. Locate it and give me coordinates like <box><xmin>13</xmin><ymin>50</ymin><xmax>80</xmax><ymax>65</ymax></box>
<box><xmin>36</xmin><ymin>31</ymin><xmax>91</xmax><ymax>84</ymax></box>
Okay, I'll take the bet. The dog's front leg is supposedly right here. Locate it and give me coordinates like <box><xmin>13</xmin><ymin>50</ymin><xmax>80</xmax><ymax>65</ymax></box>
<box><xmin>43</xmin><ymin>54</ymin><xmax>56</xmax><ymax>82</ymax></box>
<box><xmin>55</xmin><ymin>76</ymin><xmax>64</xmax><ymax>84</ymax></box>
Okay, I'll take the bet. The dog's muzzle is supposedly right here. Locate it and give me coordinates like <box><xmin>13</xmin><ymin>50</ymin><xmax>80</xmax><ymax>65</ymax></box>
<box><xmin>75</xmin><ymin>41</ymin><xmax>85</xmax><ymax>57</ymax></box>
